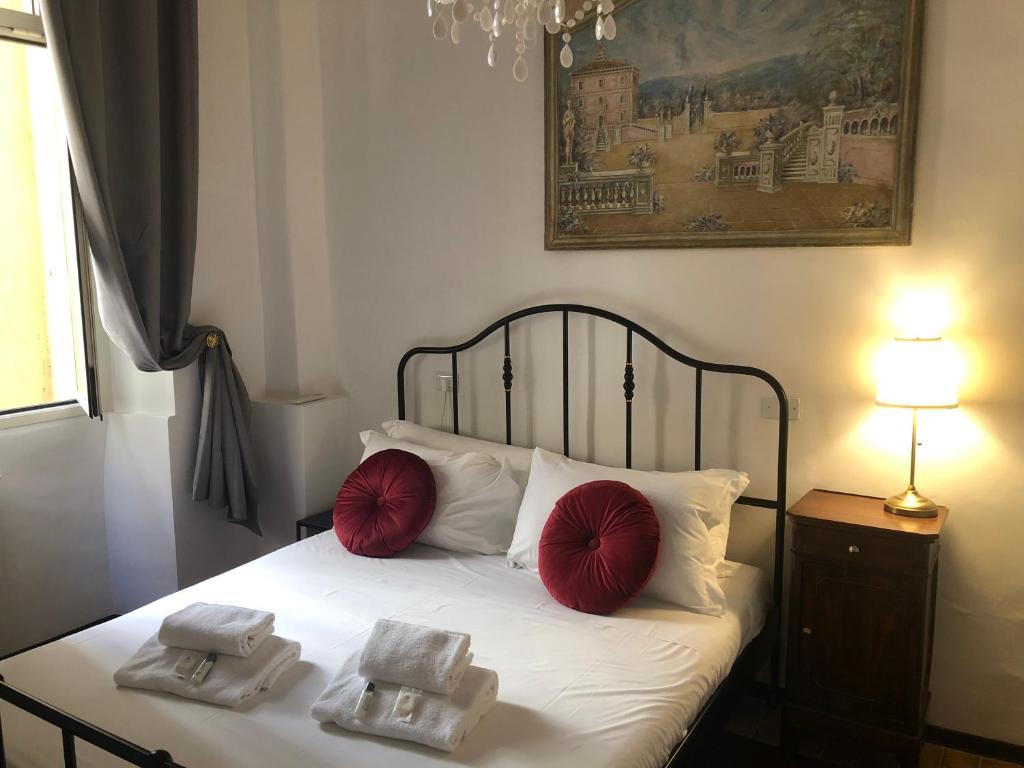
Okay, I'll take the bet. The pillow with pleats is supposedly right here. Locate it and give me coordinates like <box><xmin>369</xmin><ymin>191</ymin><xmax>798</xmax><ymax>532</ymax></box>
<box><xmin>333</xmin><ymin>449</ymin><xmax>436</xmax><ymax>558</ymax></box>
<box><xmin>538</xmin><ymin>480</ymin><xmax>660</xmax><ymax>615</ymax></box>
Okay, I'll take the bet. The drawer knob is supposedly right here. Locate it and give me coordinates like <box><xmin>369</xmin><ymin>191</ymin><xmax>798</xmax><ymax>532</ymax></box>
<box><xmin>848</xmin><ymin>545</ymin><xmax>861</xmax><ymax>554</ymax></box>
<box><xmin>802</xmin><ymin>627</ymin><xmax>813</xmax><ymax>636</ymax></box>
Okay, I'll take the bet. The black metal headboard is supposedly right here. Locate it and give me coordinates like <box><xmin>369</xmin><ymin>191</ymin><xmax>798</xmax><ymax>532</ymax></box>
<box><xmin>397</xmin><ymin>303</ymin><xmax>789</xmax><ymax>681</ymax></box>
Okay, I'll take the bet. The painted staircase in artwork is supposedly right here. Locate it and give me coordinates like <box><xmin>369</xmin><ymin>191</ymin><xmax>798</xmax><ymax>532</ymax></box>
<box><xmin>783</xmin><ymin>143</ymin><xmax>809</xmax><ymax>181</ymax></box>
<box><xmin>714</xmin><ymin>100</ymin><xmax>849</xmax><ymax>193</ymax></box>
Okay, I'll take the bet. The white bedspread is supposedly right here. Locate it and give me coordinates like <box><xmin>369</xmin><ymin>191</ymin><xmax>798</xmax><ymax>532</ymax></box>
<box><xmin>0</xmin><ymin>533</ymin><xmax>769</xmax><ymax>768</ymax></box>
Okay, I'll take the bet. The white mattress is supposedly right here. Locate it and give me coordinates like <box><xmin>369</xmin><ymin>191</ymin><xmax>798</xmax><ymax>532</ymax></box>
<box><xmin>0</xmin><ymin>533</ymin><xmax>770</xmax><ymax>768</ymax></box>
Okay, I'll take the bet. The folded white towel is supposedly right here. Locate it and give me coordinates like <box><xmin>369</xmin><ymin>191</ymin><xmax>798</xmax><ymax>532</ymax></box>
<box><xmin>358</xmin><ymin>619</ymin><xmax>471</xmax><ymax>696</ymax></box>
<box><xmin>157</xmin><ymin>602</ymin><xmax>275</xmax><ymax>657</ymax></box>
<box><xmin>114</xmin><ymin>633</ymin><xmax>300</xmax><ymax>708</ymax></box>
<box><xmin>312</xmin><ymin>651</ymin><xmax>498</xmax><ymax>753</ymax></box>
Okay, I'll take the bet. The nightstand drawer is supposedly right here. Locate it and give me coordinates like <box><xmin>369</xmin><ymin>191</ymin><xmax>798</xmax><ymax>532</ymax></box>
<box><xmin>793</xmin><ymin>523</ymin><xmax>933</xmax><ymax>574</ymax></box>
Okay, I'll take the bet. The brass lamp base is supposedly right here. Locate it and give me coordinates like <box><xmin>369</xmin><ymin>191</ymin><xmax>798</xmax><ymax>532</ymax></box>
<box><xmin>884</xmin><ymin>486</ymin><xmax>939</xmax><ymax>518</ymax></box>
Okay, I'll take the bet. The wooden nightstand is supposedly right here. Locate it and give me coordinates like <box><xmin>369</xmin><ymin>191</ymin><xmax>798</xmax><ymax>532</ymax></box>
<box><xmin>783</xmin><ymin>489</ymin><xmax>947</xmax><ymax>768</ymax></box>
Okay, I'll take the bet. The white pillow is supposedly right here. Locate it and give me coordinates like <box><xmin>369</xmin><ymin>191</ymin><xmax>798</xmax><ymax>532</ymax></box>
<box><xmin>508</xmin><ymin>448</ymin><xmax>748</xmax><ymax>616</ymax></box>
<box><xmin>381</xmin><ymin>420</ymin><xmax>534</xmax><ymax>488</ymax></box>
<box><xmin>359</xmin><ymin>430</ymin><xmax>521</xmax><ymax>555</ymax></box>
<box><xmin>698</xmin><ymin>469</ymin><xmax>750</xmax><ymax>566</ymax></box>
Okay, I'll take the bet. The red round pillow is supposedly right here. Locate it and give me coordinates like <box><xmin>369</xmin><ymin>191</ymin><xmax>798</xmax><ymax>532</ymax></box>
<box><xmin>538</xmin><ymin>480</ymin><xmax>660</xmax><ymax>615</ymax></box>
<box><xmin>333</xmin><ymin>449</ymin><xmax>436</xmax><ymax>558</ymax></box>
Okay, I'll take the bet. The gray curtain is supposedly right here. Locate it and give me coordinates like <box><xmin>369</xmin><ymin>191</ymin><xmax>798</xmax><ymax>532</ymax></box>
<box><xmin>40</xmin><ymin>0</ymin><xmax>260</xmax><ymax>534</ymax></box>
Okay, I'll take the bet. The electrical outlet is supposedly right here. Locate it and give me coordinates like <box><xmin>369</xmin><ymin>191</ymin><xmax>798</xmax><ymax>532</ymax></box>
<box><xmin>761</xmin><ymin>397</ymin><xmax>801</xmax><ymax>421</ymax></box>
<box><xmin>436</xmin><ymin>372</ymin><xmax>454</xmax><ymax>393</ymax></box>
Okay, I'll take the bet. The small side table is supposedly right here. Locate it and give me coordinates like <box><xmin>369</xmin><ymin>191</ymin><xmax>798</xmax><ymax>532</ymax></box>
<box><xmin>295</xmin><ymin>509</ymin><xmax>333</xmax><ymax>542</ymax></box>
<box><xmin>784</xmin><ymin>489</ymin><xmax>947</xmax><ymax>768</ymax></box>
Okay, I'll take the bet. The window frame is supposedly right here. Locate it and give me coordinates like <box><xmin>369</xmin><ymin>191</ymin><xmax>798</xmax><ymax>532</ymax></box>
<box><xmin>0</xmin><ymin>6</ymin><xmax>44</xmax><ymax>47</ymax></box>
<box><xmin>0</xmin><ymin>3</ymin><xmax>102</xmax><ymax>427</ymax></box>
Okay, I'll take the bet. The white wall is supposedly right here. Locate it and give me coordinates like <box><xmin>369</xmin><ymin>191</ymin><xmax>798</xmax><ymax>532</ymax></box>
<box><xmin>191</xmin><ymin>0</ymin><xmax>342</xmax><ymax>402</ymax></box>
<box><xmin>305</xmin><ymin>0</ymin><xmax>1024</xmax><ymax>744</ymax></box>
<box><xmin>58</xmin><ymin>0</ymin><xmax>349</xmax><ymax>623</ymax></box>
<box><xmin>0</xmin><ymin>417</ymin><xmax>110</xmax><ymax>655</ymax></box>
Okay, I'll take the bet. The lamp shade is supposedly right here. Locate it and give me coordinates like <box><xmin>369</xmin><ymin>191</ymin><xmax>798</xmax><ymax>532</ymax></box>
<box><xmin>875</xmin><ymin>337</ymin><xmax>959</xmax><ymax>409</ymax></box>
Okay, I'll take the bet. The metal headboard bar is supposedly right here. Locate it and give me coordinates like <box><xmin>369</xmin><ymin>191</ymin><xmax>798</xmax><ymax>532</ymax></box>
<box><xmin>624</xmin><ymin>328</ymin><xmax>634</xmax><ymax>468</ymax></box>
<box><xmin>694</xmin><ymin>368</ymin><xmax>703</xmax><ymax>470</ymax></box>
<box><xmin>0</xmin><ymin>675</ymin><xmax>180</xmax><ymax>768</ymax></box>
<box><xmin>451</xmin><ymin>352</ymin><xmax>460</xmax><ymax>435</ymax></box>
<box><xmin>561</xmin><ymin>311</ymin><xmax>570</xmax><ymax>456</ymax></box>
<box><xmin>396</xmin><ymin>303</ymin><xmax>789</xmax><ymax>688</ymax></box>
<box><xmin>503</xmin><ymin>323</ymin><xmax>513</xmax><ymax>444</ymax></box>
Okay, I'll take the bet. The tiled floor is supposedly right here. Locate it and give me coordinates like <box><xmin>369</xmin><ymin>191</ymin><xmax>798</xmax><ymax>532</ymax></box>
<box><xmin>722</xmin><ymin>694</ymin><xmax>1022</xmax><ymax>768</ymax></box>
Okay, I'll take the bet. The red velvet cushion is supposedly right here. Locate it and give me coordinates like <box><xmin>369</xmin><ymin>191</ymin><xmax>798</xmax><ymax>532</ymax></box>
<box><xmin>538</xmin><ymin>480</ymin><xmax>660</xmax><ymax>615</ymax></box>
<box><xmin>333</xmin><ymin>449</ymin><xmax>436</xmax><ymax>558</ymax></box>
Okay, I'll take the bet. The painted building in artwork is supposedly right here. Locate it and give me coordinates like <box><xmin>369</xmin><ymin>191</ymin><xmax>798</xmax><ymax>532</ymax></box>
<box><xmin>569</xmin><ymin>43</ymin><xmax>639</xmax><ymax>151</ymax></box>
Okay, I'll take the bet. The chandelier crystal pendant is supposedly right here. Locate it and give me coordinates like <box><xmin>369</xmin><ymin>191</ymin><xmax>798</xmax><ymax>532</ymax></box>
<box><xmin>428</xmin><ymin>0</ymin><xmax>617</xmax><ymax>82</ymax></box>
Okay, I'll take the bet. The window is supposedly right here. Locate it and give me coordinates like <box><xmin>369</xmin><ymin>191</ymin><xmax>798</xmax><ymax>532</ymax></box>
<box><xmin>1</xmin><ymin>2</ymin><xmax>100</xmax><ymax>421</ymax></box>
<box><xmin>577</xmin><ymin>82</ymin><xmax>583</xmax><ymax>92</ymax></box>
<box><xmin>598</xmin><ymin>78</ymin><xmax>604</xmax><ymax>88</ymax></box>
<box><xmin>619</xmin><ymin>94</ymin><xmax>624</xmax><ymax>104</ymax></box>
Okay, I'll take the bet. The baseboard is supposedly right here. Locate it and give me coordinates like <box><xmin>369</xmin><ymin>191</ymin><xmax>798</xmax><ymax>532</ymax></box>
<box><xmin>0</xmin><ymin>615</ymin><xmax>120</xmax><ymax>661</ymax></box>
<box><xmin>924</xmin><ymin>726</ymin><xmax>1024</xmax><ymax>764</ymax></box>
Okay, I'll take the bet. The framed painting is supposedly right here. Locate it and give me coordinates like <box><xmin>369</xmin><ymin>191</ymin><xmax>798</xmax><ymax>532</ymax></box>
<box><xmin>544</xmin><ymin>0</ymin><xmax>925</xmax><ymax>250</ymax></box>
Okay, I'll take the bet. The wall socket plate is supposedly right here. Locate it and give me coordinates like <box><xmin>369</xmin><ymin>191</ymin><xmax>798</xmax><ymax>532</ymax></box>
<box><xmin>436</xmin><ymin>372</ymin><xmax>454</xmax><ymax>393</ymax></box>
<box><xmin>761</xmin><ymin>397</ymin><xmax>801</xmax><ymax>421</ymax></box>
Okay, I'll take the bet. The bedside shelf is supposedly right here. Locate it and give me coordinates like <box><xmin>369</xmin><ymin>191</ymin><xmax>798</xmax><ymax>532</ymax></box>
<box><xmin>295</xmin><ymin>509</ymin><xmax>333</xmax><ymax>542</ymax></box>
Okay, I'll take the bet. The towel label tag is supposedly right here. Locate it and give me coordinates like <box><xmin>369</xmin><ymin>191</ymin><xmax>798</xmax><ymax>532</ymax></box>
<box><xmin>173</xmin><ymin>653</ymin><xmax>198</xmax><ymax>680</ymax></box>
<box><xmin>393</xmin><ymin>687</ymin><xmax>422</xmax><ymax>722</ymax></box>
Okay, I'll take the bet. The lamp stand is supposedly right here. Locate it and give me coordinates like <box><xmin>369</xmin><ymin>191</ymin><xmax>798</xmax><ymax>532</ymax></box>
<box><xmin>884</xmin><ymin>408</ymin><xmax>940</xmax><ymax>518</ymax></box>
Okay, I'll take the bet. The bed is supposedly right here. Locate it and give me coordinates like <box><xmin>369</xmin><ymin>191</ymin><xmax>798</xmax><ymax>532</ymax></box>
<box><xmin>0</xmin><ymin>304</ymin><xmax>790</xmax><ymax>767</ymax></box>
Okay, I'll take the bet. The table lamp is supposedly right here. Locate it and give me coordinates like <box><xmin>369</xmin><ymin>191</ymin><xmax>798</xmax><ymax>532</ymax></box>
<box><xmin>875</xmin><ymin>336</ymin><xmax>959</xmax><ymax>517</ymax></box>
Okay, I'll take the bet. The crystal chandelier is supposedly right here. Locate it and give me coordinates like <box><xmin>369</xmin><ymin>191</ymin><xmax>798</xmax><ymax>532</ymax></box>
<box><xmin>427</xmin><ymin>0</ymin><xmax>618</xmax><ymax>82</ymax></box>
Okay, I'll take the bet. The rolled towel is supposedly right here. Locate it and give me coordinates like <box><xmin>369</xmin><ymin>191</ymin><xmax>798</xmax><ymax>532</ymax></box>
<box><xmin>157</xmin><ymin>602</ymin><xmax>275</xmax><ymax>657</ymax></box>
<box><xmin>312</xmin><ymin>651</ymin><xmax>498</xmax><ymax>753</ymax></box>
<box><xmin>114</xmin><ymin>633</ymin><xmax>301</xmax><ymax>708</ymax></box>
<box><xmin>358</xmin><ymin>619</ymin><xmax>471</xmax><ymax>696</ymax></box>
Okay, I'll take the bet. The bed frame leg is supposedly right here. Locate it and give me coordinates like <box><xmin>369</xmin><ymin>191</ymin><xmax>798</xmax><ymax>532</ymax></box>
<box><xmin>768</xmin><ymin>645</ymin><xmax>782</xmax><ymax>708</ymax></box>
<box><xmin>62</xmin><ymin>729</ymin><xmax>77</xmax><ymax>768</ymax></box>
<box><xmin>0</xmin><ymin>673</ymin><xmax>6</xmax><ymax>768</ymax></box>
<box><xmin>781</xmin><ymin>722</ymin><xmax>800</xmax><ymax>764</ymax></box>
<box><xmin>0</xmin><ymin>692</ymin><xmax>6</xmax><ymax>768</ymax></box>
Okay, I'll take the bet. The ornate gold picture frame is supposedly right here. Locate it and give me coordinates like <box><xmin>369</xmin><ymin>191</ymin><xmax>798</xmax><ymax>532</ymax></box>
<box><xmin>544</xmin><ymin>0</ymin><xmax>925</xmax><ymax>250</ymax></box>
